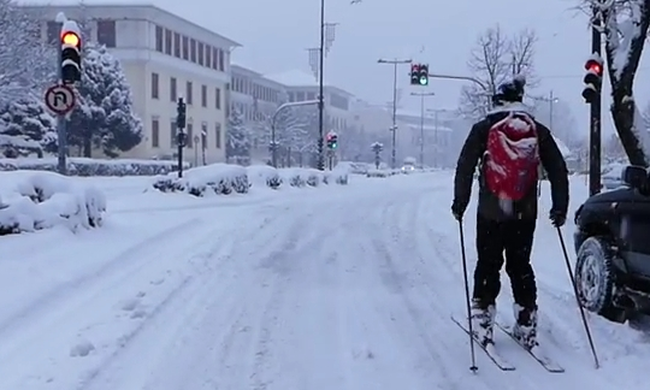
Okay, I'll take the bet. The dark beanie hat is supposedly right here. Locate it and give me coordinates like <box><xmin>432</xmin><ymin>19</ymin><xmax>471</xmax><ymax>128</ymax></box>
<box><xmin>493</xmin><ymin>74</ymin><xmax>526</xmax><ymax>105</ymax></box>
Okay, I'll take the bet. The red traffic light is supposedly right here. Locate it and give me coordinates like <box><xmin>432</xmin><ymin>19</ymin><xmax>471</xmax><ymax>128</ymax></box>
<box><xmin>411</xmin><ymin>63</ymin><xmax>420</xmax><ymax>72</ymax></box>
<box><xmin>585</xmin><ymin>59</ymin><xmax>602</xmax><ymax>75</ymax></box>
<box><xmin>61</xmin><ymin>31</ymin><xmax>80</xmax><ymax>47</ymax></box>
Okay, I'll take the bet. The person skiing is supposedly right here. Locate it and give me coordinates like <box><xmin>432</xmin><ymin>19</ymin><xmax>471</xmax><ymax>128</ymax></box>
<box><xmin>451</xmin><ymin>75</ymin><xmax>569</xmax><ymax>349</ymax></box>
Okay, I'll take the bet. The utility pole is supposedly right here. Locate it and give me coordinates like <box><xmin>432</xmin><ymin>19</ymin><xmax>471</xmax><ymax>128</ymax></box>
<box><xmin>411</xmin><ymin>91</ymin><xmax>435</xmax><ymax>168</ymax></box>
<box><xmin>378</xmin><ymin>58</ymin><xmax>411</xmax><ymax>169</ymax></box>
<box><xmin>530</xmin><ymin>90</ymin><xmax>559</xmax><ymax>129</ymax></box>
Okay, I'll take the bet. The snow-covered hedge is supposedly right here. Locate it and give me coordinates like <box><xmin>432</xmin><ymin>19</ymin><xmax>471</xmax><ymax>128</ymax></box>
<box><xmin>0</xmin><ymin>157</ymin><xmax>189</xmax><ymax>176</ymax></box>
<box><xmin>0</xmin><ymin>171</ymin><xmax>106</xmax><ymax>235</ymax></box>
<box><xmin>367</xmin><ymin>169</ymin><xmax>390</xmax><ymax>178</ymax></box>
<box><xmin>153</xmin><ymin>163</ymin><xmax>249</xmax><ymax>196</ymax></box>
<box><xmin>153</xmin><ymin>163</ymin><xmax>348</xmax><ymax>196</ymax></box>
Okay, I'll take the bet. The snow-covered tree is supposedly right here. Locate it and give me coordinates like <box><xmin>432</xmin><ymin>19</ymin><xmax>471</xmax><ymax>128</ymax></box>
<box><xmin>0</xmin><ymin>95</ymin><xmax>56</xmax><ymax>157</ymax></box>
<box><xmin>0</xmin><ymin>0</ymin><xmax>54</xmax><ymax>105</ymax></box>
<box><xmin>67</xmin><ymin>42</ymin><xmax>142</xmax><ymax>157</ymax></box>
<box><xmin>460</xmin><ymin>26</ymin><xmax>538</xmax><ymax>118</ymax></box>
<box><xmin>583</xmin><ymin>0</ymin><xmax>650</xmax><ymax>166</ymax></box>
<box><xmin>226</xmin><ymin>106</ymin><xmax>250</xmax><ymax>163</ymax></box>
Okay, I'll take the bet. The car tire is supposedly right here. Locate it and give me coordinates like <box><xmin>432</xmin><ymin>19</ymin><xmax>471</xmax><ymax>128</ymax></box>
<box><xmin>575</xmin><ymin>236</ymin><xmax>625</xmax><ymax>321</ymax></box>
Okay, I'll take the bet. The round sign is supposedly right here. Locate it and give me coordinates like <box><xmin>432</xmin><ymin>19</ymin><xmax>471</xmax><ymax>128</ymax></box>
<box><xmin>44</xmin><ymin>84</ymin><xmax>76</xmax><ymax>115</ymax></box>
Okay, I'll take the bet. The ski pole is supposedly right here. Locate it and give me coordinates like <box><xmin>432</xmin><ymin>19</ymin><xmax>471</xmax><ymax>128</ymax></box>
<box><xmin>556</xmin><ymin>226</ymin><xmax>600</xmax><ymax>368</ymax></box>
<box><xmin>459</xmin><ymin>219</ymin><xmax>478</xmax><ymax>372</ymax></box>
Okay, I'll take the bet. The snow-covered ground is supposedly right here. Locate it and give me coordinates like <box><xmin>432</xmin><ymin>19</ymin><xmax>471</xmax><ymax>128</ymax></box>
<box><xmin>0</xmin><ymin>171</ymin><xmax>647</xmax><ymax>389</ymax></box>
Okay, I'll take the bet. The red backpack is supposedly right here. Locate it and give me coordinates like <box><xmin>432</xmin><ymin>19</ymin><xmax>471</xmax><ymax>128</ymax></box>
<box><xmin>483</xmin><ymin>111</ymin><xmax>540</xmax><ymax>201</ymax></box>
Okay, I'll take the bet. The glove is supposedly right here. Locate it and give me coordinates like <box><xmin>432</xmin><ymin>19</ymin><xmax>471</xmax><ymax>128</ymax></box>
<box><xmin>549</xmin><ymin>209</ymin><xmax>566</xmax><ymax>227</ymax></box>
<box><xmin>451</xmin><ymin>200</ymin><xmax>466</xmax><ymax>221</ymax></box>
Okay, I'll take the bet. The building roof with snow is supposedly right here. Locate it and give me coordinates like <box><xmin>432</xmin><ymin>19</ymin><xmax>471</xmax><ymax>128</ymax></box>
<box><xmin>264</xmin><ymin>70</ymin><xmax>354</xmax><ymax>96</ymax></box>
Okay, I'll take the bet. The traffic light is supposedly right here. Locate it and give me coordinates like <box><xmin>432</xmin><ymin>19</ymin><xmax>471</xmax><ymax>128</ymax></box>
<box><xmin>582</xmin><ymin>55</ymin><xmax>603</xmax><ymax>104</ymax></box>
<box><xmin>418</xmin><ymin>64</ymin><xmax>429</xmax><ymax>85</ymax></box>
<box><xmin>60</xmin><ymin>21</ymin><xmax>82</xmax><ymax>84</ymax></box>
<box><xmin>176</xmin><ymin>97</ymin><xmax>186</xmax><ymax>129</ymax></box>
<box><xmin>327</xmin><ymin>132</ymin><xmax>338</xmax><ymax>149</ymax></box>
<box><xmin>410</xmin><ymin>64</ymin><xmax>421</xmax><ymax>85</ymax></box>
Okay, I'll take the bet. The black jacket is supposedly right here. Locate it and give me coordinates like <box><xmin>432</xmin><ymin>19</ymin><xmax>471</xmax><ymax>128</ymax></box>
<box><xmin>453</xmin><ymin>109</ymin><xmax>569</xmax><ymax>221</ymax></box>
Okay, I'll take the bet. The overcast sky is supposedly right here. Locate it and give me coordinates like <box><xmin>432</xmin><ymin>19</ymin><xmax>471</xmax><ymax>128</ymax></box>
<box><xmin>81</xmin><ymin>0</ymin><xmax>650</xmax><ymax>137</ymax></box>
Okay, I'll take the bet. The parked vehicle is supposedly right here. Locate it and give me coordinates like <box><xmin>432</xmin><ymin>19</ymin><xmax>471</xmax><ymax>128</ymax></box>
<box><xmin>573</xmin><ymin>165</ymin><xmax>650</xmax><ymax>323</ymax></box>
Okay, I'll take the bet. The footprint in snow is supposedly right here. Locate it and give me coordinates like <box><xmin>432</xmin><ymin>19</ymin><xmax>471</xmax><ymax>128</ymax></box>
<box><xmin>70</xmin><ymin>340</ymin><xmax>95</xmax><ymax>357</ymax></box>
<box><xmin>130</xmin><ymin>309</ymin><xmax>147</xmax><ymax>319</ymax></box>
<box><xmin>151</xmin><ymin>278</ymin><xmax>165</xmax><ymax>285</ymax></box>
<box><xmin>120</xmin><ymin>298</ymin><xmax>140</xmax><ymax>312</ymax></box>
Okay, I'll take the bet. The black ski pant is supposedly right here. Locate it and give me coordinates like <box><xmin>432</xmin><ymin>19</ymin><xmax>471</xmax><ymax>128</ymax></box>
<box><xmin>472</xmin><ymin>215</ymin><xmax>537</xmax><ymax>310</ymax></box>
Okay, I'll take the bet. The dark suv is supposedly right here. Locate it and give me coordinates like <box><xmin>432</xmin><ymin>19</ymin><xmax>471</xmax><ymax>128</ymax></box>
<box><xmin>573</xmin><ymin>165</ymin><xmax>650</xmax><ymax>323</ymax></box>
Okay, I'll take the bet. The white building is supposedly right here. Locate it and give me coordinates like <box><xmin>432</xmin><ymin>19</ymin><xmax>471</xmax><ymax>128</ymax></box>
<box><xmin>21</xmin><ymin>4</ymin><xmax>239</xmax><ymax>164</ymax></box>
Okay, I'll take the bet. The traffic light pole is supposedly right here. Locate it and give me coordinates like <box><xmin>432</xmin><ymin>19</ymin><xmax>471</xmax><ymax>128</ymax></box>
<box><xmin>411</xmin><ymin>92</ymin><xmax>435</xmax><ymax>168</ymax></box>
<box><xmin>589</xmin><ymin>9</ymin><xmax>602</xmax><ymax>197</ymax></box>
<box><xmin>377</xmin><ymin>58</ymin><xmax>411</xmax><ymax>169</ymax></box>
<box><xmin>55</xmin><ymin>20</ymin><xmax>67</xmax><ymax>175</ymax></box>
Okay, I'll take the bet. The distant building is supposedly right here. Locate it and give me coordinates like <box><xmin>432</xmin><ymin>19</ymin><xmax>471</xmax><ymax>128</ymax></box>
<box><xmin>21</xmin><ymin>4</ymin><xmax>239</xmax><ymax>164</ymax></box>
<box><xmin>395</xmin><ymin>109</ymin><xmax>453</xmax><ymax>167</ymax></box>
<box><xmin>264</xmin><ymin>70</ymin><xmax>355</xmax><ymax>133</ymax></box>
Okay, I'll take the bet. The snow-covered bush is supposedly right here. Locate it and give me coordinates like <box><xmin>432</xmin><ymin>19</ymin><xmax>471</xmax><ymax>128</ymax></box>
<box><xmin>0</xmin><ymin>171</ymin><xmax>106</xmax><ymax>235</ymax></box>
<box><xmin>282</xmin><ymin>168</ymin><xmax>307</xmax><ymax>187</ymax></box>
<box><xmin>0</xmin><ymin>157</ymin><xmax>188</xmax><ymax>176</ymax></box>
<box><xmin>152</xmin><ymin>163</ymin><xmax>249</xmax><ymax>197</ymax></box>
<box><xmin>305</xmin><ymin>169</ymin><xmax>322</xmax><ymax>187</ymax></box>
<box><xmin>367</xmin><ymin>169</ymin><xmax>389</xmax><ymax>178</ymax></box>
<box><xmin>246</xmin><ymin>165</ymin><xmax>282</xmax><ymax>189</ymax></box>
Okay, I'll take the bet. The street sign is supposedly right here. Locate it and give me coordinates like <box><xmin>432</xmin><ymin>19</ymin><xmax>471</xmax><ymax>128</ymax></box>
<box><xmin>45</xmin><ymin>84</ymin><xmax>75</xmax><ymax>115</ymax></box>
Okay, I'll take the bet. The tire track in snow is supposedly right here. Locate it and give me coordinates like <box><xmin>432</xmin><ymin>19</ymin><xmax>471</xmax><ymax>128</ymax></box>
<box><xmin>0</xmin><ymin>216</ymin><xmax>200</xmax><ymax>339</ymax></box>
<box><xmin>0</xmin><ymin>209</ymin><xmax>278</xmax><ymax>390</ymax></box>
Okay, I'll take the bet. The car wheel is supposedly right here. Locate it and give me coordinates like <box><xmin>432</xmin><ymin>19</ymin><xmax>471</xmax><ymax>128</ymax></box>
<box><xmin>575</xmin><ymin>236</ymin><xmax>623</xmax><ymax>320</ymax></box>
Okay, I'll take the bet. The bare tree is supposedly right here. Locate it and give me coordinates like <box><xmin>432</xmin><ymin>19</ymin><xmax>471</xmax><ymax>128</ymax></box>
<box><xmin>582</xmin><ymin>0</ymin><xmax>650</xmax><ymax>166</ymax></box>
<box><xmin>459</xmin><ymin>25</ymin><xmax>538</xmax><ymax>118</ymax></box>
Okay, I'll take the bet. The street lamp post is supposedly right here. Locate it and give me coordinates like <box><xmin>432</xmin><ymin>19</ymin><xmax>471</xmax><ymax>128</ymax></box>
<box><xmin>530</xmin><ymin>90</ymin><xmax>559</xmax><ymax>129</ymax></box>
<box><xmin>377</xmin><ymin>58</ymin><xmax>411</xmax><ymax>169</ymax></box>
<box><xmin>411</xmin><ymin>92</ymin><xmax>435</xmax><ymax>167</ymax></box>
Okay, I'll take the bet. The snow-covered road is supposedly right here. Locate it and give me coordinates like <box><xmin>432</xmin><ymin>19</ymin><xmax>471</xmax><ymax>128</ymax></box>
<box><xmin>1</xmin><ymin>172</ymin><xmax>647</xmax><ymax>389</ymax></box>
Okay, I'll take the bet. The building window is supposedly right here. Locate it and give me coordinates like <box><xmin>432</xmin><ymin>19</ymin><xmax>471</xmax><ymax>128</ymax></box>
<box><xmin>190</xmin><ymin>39</ymin><xmax>196</xmax><ymax>62</ymax></box>
<box><xmin>198</xmin><ymin>42</ymin><xmax>204</xmax><ymax>66</ymax></box>
<box><xmin>173</xmin><ymin>32</ymin><xmax>180</xmax><ymax>57</ymax></box>
<box><xmin>218</xmin><ymin>49</ymin><xmax>225</xmax><ymax>71</ymax></box>
<box><xmin>186</xmin><ymin>81</ymin><xmax>193</xmax><ymax>104</ymax></box>
<box><xmin>170</xmin><ymin>120</ymin><xmax>176</xmax><ymax>147</ymax></box>
<box><xmin>170</xmin><ymin>77</ymin><xmax>177</xmax><ymax>101</ymax></box>
<box><xmin>151</xmin><ymin>73</ymin><xmax>159</xmax><ymax>99</ymax></box>
<box><xmin>215</xmin><ymin>88</ymin><xmax>221</xmax><ymax>109</ymax></box>
<box><xmin>205</xmin><ymin>46</ymin><xmax>211</xmax><ymax>68</ymax></box>
<box><xmin>187</xmin><ymin>123</ymin><xmax>193</xmax><ymax>148</ymax></box>
<box><xmin>201</xmin><ymin>85</ymin><xmax>207</xmax><ymax>107</ymax></box>
<box><xmin>182</xmin><ymin>36</ymin><xmax>189</xmax><ymax>59</ymax></box>
<box><xmin>215</xmin><ymin>123</ymin><xmax>221</xmax><ymax>148</ymax></box>
<box><xmin>151</xmin><ymin>118</ymin><xmax>160</xmax><ymax>147</ymax></box>
<box><xmin>212</xmin><ymin>47</ymin><xmax>218</xmax><ymax>69</ymax></box>
<box><xmin>97</xmin><ymin>20</ymin><xmax>116</xmax><ymax>47</ymax></box>
<box><xmin>164</xmin><ymin>29</ymin><xmax>172</xmax><ymax>55</ymax></box>
<box><xmin>155</xmin><ymin>25</ymin><xmax>163</xmax><ymax>52</ymax></box>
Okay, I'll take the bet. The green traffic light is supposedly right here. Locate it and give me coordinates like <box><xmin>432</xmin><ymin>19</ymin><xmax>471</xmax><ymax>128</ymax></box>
<box><xmin>419</xmin><ymin>76</ymin><xmax>428</xmax><ymax>85</ymax></box>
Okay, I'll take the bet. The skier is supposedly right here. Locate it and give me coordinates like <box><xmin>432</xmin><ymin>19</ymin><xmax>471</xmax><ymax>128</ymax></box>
<box><xmin>451</xmin><ymin>75</ymin><xmax>569</xmax><ymax>349</ymax></box>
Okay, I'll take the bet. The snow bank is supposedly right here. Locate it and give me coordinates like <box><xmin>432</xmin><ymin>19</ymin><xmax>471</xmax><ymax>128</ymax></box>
<box><xmin>0</xmin><ymin>157</ymin><xmax>190</xmax><ymax>176</ymax></box>
<box><xmin>153</xmin><ymin>163</ymin><xmax>348</xmax><ymax>196</ymax></box>
<box><xmin>153</xmin><ymin>163</ymin><xmax>249</xmax><ymax>196</ymax></box>
<box><xmin>0</xmin><ymin>171</ymin><xmax>106</xmax><ymax>235</ymax></box>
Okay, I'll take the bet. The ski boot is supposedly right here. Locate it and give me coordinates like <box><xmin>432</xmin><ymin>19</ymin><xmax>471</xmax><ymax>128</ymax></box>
<box><xmin>470</xmin><ymin>298</ymin><xmax>495</xmax><ymax>346</ymax></box>
<box><xmin>512</xmin><ymin>303</ymin><xmax>538</xmax><ymax>350</ymax></box>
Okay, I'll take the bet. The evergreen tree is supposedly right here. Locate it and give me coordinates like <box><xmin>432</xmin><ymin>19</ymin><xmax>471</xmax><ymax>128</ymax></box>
<box><xmin>226</xmin><ymin>107</ymin><xmax>251</xmax><ymax>163</ymax></box>
<box><xmin>66</xmin><ymin>42</ymin><xmax>142</xmax><ymax>157</ymax></box>
<box><xmin>0</xmin><ymin>95</ymin><xmax>56</xmax><ymax>158</ymax></box>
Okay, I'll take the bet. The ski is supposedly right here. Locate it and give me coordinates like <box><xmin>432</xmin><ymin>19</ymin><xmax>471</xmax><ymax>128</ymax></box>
<box><xmin>495</xmin><ymin>322</ymin><xmax>564</xmax><ymax>373</ymax></box>
<box><xmin>451</xmin><ymin>315</ymin><xmax>516</xmax><ymax>371</ymax></box>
